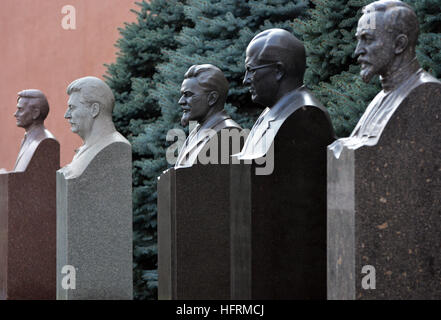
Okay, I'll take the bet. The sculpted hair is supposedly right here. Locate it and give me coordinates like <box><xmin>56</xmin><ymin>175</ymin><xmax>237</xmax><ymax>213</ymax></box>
<box><xmin>17</xmin><ymin>89</ymin><xmax>50</xmax><ymax>121</ymax></box>
<box><xmin>363</xmin><ymin>0</ymin><xmax>419</xmax><ymax>49</ymax></box>
<box><xmin>184</xmin><ymin>64</ymin><xmax>229</xmax><ymax>107</ymax></box>
<box><xmin>67</xmin><ymin>76</ymin><xmax>115</xmax><ymax>116</ymax></box>
<box><xmin>250</xmin><ymin>28</ymin><xmax>306</xmax><ymax>81</ymax></box>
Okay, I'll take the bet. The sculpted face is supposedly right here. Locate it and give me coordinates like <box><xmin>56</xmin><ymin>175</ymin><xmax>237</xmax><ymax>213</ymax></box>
<box><xmin>14</xmin><ymin>98</ymin><xmax>36</xmax><ymax>129</ymax></box>
<box><xmin>355</xmin><ymin>12</ymin><xmax>396</xmax><ymax>83</ymax></box>
<box><xmin>243</xmin><ymin>41</ymin><xmax>279</xmax><ymax>107</ymax></box>
<box><xmin>178</xmin><ymin>77</ymin><xmax>210</xmax><ymax>127</ymax></box>
<box><xmin>65</xmin><ymin>92</ymin><xmax>95</xmax><ymax>139</ymax></box>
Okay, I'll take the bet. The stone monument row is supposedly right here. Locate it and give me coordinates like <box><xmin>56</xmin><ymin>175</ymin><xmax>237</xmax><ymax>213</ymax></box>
<box><xmin>0</xmin><ymin>0</ymin><xmax>439</xmax><ymax>301</ymax></box>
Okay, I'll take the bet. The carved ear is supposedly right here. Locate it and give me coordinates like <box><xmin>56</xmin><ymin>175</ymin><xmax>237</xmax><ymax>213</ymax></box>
<box><xmin>91</xmin><ymin>102</ymin><xmax>100</xmax><ymax>118</ymax></box>
<box><xmin>394</xmin><ymin>34</ymin><xmax>408</xmax><ymax>55</ymax></box>
<box><xmin>275</xmin><ymin>62</ymin><xmax>285</xmax><ymax>81</ymax></box>
<box><xmin>32</xmin><ymin>107</ymin><xmax>41</xmax><ymax>120</ymax></box>
<box><xmin>207</xmin><ymin>91</ymin><xmax>219</xmax><ymax>107</ymax></box>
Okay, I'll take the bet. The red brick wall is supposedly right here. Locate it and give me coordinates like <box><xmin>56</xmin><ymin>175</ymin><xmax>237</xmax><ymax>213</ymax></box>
<box><xmin>0</xmin><ymin>0</ymin><xmax>137</xmax><ymax>168</ymax></box>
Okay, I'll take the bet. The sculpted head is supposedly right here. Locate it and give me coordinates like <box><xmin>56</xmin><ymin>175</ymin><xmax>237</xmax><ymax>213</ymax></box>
<box><xmin>355</xmin><ymin>0</ymin><xmax>419</xmax><ymax>83</ymax></box>
<box><xmin>243</xmin><ymin>28</ymin><xmax>306</xmax><ymax>107</ymax></box>
<box><xmin>14</xmin><ymin>89</ymin><xmax>49</xmax><ymax>130</ymax></box>
<box><xmin>65</xmin><ymin>76</ymin><xmax>115</xmax><ymax>140</ymax></box>
<box><xmin>178</xmin><ymin>64</ymin><xmax>228</xmax><ymax>127</ymax></box>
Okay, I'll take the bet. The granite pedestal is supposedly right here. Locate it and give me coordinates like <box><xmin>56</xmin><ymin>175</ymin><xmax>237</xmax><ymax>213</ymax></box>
<box><xmin>56</xmin><ymin>142</ymin><xmax>132</xmax><ymax>300</ymax></box>
<box><xmin>232</xmin><ymin>106</ymin><xmax>335</xmax><ymax>299</ymax></box>
<box><xmin>0</xmin><ymin>138</ymin><xmax>59</xmax><ymax>300</ymax></box>
<box><xmin>328</xmin><ymin>83</ymin><xmax>441</xmax><ymax>299</ymax></box>
<box><xmin>158</xmin><ymin>164</ymin><xmax>233</xmax><ymax>300</ymax></box>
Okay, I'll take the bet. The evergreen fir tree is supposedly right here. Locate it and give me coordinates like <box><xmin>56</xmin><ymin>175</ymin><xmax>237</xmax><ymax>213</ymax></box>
<box><xmin>295</xmin><ymin>0</ymin><xmax>441</xmax><ymax>137</ymax></box>
<box><xmin>105</xmin><ymin>0</ymin><xmax>191</xmax><ymax>300</ymax></box>
<box><xmin>105</xmin><ymin>0</ymin><xmax>441</xmax><ymax>299</ymax></box>
<box><xmin>127</xmin><ymin>0</ymin><xmax>311</xmax><ymax>299</ymax></box>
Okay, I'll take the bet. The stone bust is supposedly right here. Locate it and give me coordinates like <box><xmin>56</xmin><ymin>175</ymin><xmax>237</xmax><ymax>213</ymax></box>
<box><xmin>235</xmin><ymin>28</ymin><xmax>333</xmax><ymax>160</ymax></box>
<box><xmin>12</xmin><ymin>89</ymin><xmax>57</xmax><ymax>172</ymax></box>
<box><xmin>175</xmin><ymin>64</ymin><xmax>241</xmax><ymax>169</ymax></box>
<box><xmin>59</xmin><ymin>76</ymin><xmax>130</xmax><ymax>179</ymax></box>
<box><xmin>330</xmin><ymin>0</ymin><xmax>441</xmax><ymax>157</ymax></box>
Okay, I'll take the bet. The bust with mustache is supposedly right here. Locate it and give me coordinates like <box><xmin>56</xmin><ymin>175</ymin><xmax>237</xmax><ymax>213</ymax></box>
<box><xmin>330</xmin><ymin>0</ymin><xmax>441</xmax><ymax>156</ymax></box>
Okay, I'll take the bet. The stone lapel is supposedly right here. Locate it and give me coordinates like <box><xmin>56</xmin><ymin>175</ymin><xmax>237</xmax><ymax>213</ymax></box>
<box><xmin>14</xmin><ymin>126</ymin><xmax>56</xmax><ymax>172</ymax></box>
<box><xmin>236</xmin><ymin>85</ymin><xmax>329</xmax><ymax>160</ymax></box>
<box><xmin>175</xmin><ymin>110</ymin><xmax>240</xmax><ymax>169</ymax></box>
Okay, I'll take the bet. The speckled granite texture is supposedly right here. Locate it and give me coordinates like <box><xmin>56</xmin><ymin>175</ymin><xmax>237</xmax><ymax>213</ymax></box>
<box><xmin>56</xmin><ymin>142</ymin><xmax>132</xmax><ymax>300</ymax></box>
<box><xmin>328</xmin><ymin>82</ymin><xmax>441</xmax><ymax>299</ymax></box>
<box><xmin>0</xmin><ymin>138</ymin><xmax>59</xmax><ymax>300</ymax></box>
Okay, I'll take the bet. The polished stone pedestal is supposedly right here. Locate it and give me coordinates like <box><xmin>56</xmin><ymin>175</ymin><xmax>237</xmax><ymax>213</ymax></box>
<box><xmin>158</xmin><ymin>165</ymin><xmax>233</xmax><ymax>300</ymax></box>
<box><xmin>56</xmin><ymin>142</ymin><xmax>132</xmax><ymax>300</ymax></box>
<box><xmin>232</xmin><ymin>106</ymin><xmax>335</xmax><ymax>299</ymax></box>
<box><xmin>0</xmin><ymin>138</ymin><xmax>59</xmax><ymax>300</ymax></box>
<box><xmin>328</xmin><ymin>83</ymin><xmax>441</xmax><ymax>299</ymax></box>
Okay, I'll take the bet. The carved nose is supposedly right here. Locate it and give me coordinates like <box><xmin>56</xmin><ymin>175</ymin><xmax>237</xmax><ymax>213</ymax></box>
<box><xmin>243</xmin><ymin>72</ymin><xmax>251</xmax><ymax>86</ymax></box>
<box><xmin>354</xmin><ymin>42</ymin><xmax>365</xmax><ymax>57</ymax></box>
<box><xmin>178</xmin><ymin>96</ymin><xmax>186</xmax><ymax>105</ymax></box>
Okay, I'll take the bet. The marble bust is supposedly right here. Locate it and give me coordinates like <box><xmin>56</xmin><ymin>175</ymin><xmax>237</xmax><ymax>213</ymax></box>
<box><xmin>59</xmin><ymin>76</ymin><xmax>130</xmax><ymax>179</ymax></box>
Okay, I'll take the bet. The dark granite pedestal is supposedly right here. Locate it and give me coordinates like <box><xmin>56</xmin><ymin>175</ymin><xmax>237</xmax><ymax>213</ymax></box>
<box><xmin>0</xmin><ymin>138</ymin><xmax>59</xmax><ymax>300</ymax></box>
<box><xmin>328</xmin><ymin>83</ymin><xmax>441</xmax><ymax>299</ymax></box>
<box><xmin>232</xmin><ymin>106</ymin><xmax>335</xmax><ymax>299</ymax></box>
<box><xmin>158</xmin><ymin>165</ymin><xmax>233</xmax><ymax>300</ymax></box>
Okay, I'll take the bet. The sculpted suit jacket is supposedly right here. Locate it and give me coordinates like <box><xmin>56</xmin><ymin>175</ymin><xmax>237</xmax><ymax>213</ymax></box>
<box><xmin>60</xmin><ymin>130</ymin><xmax>130</xmax><ymax>179</ymax></box>
<box><xmin>14</xmin><ymin>125</ymin><xmax>57</xmax><ymax>172</ymax></box>
<box><xmin>235</xmin><ymin>85</ymin><xmax>334</xmax><ymax>160</ymax></box>
<box><xmin>175</xmin><ymin>110</ymin><xmax>242</xmax><ymax>169</ymax></box>
<box><xmin>330</xmin><ymin>59</ymin><xmax>441</xmax><ymax>157</ymax></box>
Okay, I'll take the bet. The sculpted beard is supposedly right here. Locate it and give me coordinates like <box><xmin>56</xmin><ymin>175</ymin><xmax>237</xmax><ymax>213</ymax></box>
<box><xmin>181</xmin><ymin>110</ymin><xmax>190</xmax><ymax>127</ymax></box>
<box><xmin>360</xmin><ymin>62</ymin><xmax>375</xmax><ymax>83</ymax></box>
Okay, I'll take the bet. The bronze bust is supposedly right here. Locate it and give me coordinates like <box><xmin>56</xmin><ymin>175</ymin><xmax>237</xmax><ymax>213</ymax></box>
<box><xmin>235</xmin><ymin>28</ymin><xmax>333</xmax><ymax>160</ymax></box>
<box><xmin>330</xmin><ymin>0</ymin><xmax>441</xmax><ymax>157</ymax></box>
<box><xmin>13</xmin><ymin>89</ymin><xmax>57</xmax><ymax>172</ymax></box>
<box><xmin>175</xmin><ymin>64</ymin><xmax>241</xmax><ymax>169</ymax></box>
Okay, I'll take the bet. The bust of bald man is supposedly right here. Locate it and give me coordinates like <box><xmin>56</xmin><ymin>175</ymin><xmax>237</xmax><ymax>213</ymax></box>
<box><xmin>13</xmin><ymin>89</ymin><xmax>57</xmax><ymax>172</ymax></box>
<box><xmin>235</xmin><ymin>28</ymin><xmax>335</xmax><ymax>160</ymax></box>
<box><xmin>230</xmin><ymin>29</ymin><xmax>335</xmax><ymax>299</ymax></box>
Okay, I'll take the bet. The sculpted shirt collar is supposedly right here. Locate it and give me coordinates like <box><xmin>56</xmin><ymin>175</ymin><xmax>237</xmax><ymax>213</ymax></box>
<box><xmin>197</xmin><ymin>109</ymin><xmax>231</xmax><ymax>133</ymax></box>
<box><xmin>265</xmin><ymin>85</ymin><xmax>307</xmax><ymax>121</ymax></box>
<box><xmin>380</xmin><ymin>58</ymin><xmax>421</xmax><ymax>92</ymax></box>
<box><xmin>329</xmin><ymin>58</ymin><xmax>426</xmax><ymax>158</ymax></box>
<box><xmin>175</xmin><ymin>110</ymin><xmax>232</xmax><ymax>169</ymax></box>
<box><xmin>236</xmin><ymin>85</ymin><xmax>306</xmax><ymax>160</ymax></box>
<box><xmin>24</xmin><ymin>124</ymin><xmax>46</xmax><ymax>142</ymax></box>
